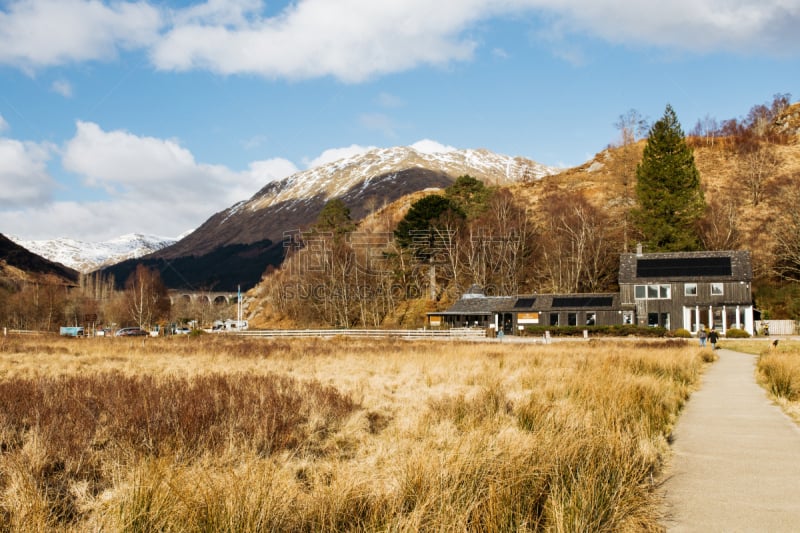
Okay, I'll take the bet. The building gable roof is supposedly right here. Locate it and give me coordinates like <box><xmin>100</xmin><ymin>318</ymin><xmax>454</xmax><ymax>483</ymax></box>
<box><xmin>434</xmin><ymin>293</ymin><xmax>620</xmax><ymax>315</ymax></box>
<box><xmin>618</xmin><ymin>250</ymin><xmax>752</xmax><ymax>284</ymax></box>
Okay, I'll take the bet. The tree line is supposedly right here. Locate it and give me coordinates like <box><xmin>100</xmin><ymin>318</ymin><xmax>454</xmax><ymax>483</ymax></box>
<box><xmin>0</xmin><ymin>264</ymin><xmax>235</xmax><ymax>333</ymax></box>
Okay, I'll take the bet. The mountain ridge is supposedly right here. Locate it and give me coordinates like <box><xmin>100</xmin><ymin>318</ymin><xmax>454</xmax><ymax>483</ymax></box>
<box><xmin>105</xmin><ymin>145</ymin><xmax>557</xmax><ymax>289</ymax></box>
<box><xmin>10</xmin><ymin>233</ymin><xmax>178</xmax><ymax>274</ymax></box>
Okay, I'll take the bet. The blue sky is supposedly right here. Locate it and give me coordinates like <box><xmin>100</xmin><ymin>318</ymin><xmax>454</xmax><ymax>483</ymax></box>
<box><xmin>1</xmin><ymin>0</ymin><xmax>799</xmax><ymax>241</ymax></box>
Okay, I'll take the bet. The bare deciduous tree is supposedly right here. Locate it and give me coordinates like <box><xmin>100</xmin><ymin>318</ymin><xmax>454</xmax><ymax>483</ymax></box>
<box><xmin>697</xmin><ymin>197</ymin><xmax>742</xmax><ymax>251</ymax></box>
<box><xmin>613</xmin><ymin>109</ymin><xmax>648</xmax><ymax>251</ymax></box>
<box><xmin>124</xmin><ymin>264</ymin><xmax>169</xmax><ymax>329</ymax></box>
<box><xmin>537</xmin><ymin>191</ymin><xmax>618</xmax><ymax>293</ymax></box>
<box><xmin>690</xmin><ymin>114</ymin><xmax>720</xmax><ymax>147</ymax></box>
<box><xmin>737</xmin><ymin>142</ymin><xmax>781</xmax><ymax>206</ymax></box>
<box><xmin>772</xmin><ymin>178</ymin><xmax>800</xmax><ymax>281</ymax></box>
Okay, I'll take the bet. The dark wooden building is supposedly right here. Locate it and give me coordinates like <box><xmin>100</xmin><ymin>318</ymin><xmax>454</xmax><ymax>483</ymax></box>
<box><xmin>430</xmin><ymin>250</ymin><xmax>754</xmax><ymax>335</ymax></box>
<box><xmin>618</xmin><ymin>249</ymin><xmax>753</xmax><ymax>334</ymax></box>
<box><xmin>428</xmin><ymin>286</ymin><xmax>621</xmax><ymax>335</ymax></box>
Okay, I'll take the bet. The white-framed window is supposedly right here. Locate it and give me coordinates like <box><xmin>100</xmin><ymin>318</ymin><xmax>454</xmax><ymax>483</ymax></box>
<box><xmin>634</xmin><ymin>284</ymin><xmax>671</xmax><ymax>300</ymax></box>
<box><xmin>711</xmin><ymin>283</ymin><xmax>724</xmax><ymax>295</ymax></box>
<box><xmin>685</xmin><ymin>283</ymin><xmax>697</xmax><ymax>296</ymax></box>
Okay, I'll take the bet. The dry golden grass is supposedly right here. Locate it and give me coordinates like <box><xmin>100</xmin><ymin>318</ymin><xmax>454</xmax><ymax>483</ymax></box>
<box><xmin>0</xmin><ymin>334</ymin><xmax>709</xmax><ymax>531</ymax></box>
<box><xmin>748</xmin><ymin>341</ymin><xmax>800</xmax><ymax>424</ymax></box>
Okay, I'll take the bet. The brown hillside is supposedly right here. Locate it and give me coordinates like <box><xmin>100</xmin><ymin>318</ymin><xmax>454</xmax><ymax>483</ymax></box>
<box><xmin>249</xmin><ymin>102</ymin><xmax>800</xmax><ymax>326</ymax></box>
<box><xmin>513</xmin><ymin>111</ymin><xmax>800</xmax><ymax>279</ymax></box>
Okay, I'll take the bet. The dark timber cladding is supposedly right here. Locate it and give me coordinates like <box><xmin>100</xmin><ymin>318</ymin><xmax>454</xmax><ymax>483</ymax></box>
<box><xmin>636</xmin><ymin>257</ymin><xmax>732</xmax><ymax>278</ymax></box>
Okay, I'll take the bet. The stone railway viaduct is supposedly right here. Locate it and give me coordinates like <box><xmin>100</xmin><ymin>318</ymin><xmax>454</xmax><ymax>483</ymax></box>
<box><xmin>167</xmin><ymin>290</ymin><xmax>240</xmax><ymax>306</ymax></box>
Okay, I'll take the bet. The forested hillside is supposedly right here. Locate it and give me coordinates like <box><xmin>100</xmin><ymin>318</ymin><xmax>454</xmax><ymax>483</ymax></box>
<box><xmin>249</xmin><ymin>96</ymin><xmax>800</xmax><ymax>328</ymax></box>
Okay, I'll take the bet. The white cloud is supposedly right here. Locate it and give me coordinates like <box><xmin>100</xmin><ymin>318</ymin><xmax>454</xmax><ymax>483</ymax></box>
<box><xmin>0</xmin><ymin>115</ymin><xmax>8</xmax><ymax>133</ymax></box>
<box><xmin>527</xmin><ymin>0</ymin><xmax>800</xmax><ymax>56</ymax></box>
<box><xmin>304</xmin><ymin>144</ymin><xmax>376</xmax><ymax>169</ymax></box>
<box><xmin>169</xmin><ymin>0</ymin><xmax>263</xmax><ymax>27</ymax></box>
<box><xmin>51</xmin><ymin>79</ymin><xmax>73</xmax><ymax>98</ymax></box>
<box><xmin>411</xmin><ymin>139</ymin><xmax>457</xmax><ymax>155</ymax></box>
<box><xmin>0</xmin><ymin>137</ymin><xmax>56</xmax><ymax>207</ymax></box>
<box><xmin>2</xmin><ymin>1</ymin><xmax>798</xmax><ymax>77</ymax></box>
<box><xmin>0</xmin><ymin>0</ymin><xmax>162</xmax><ymax>69</ymax></box>
<box><xmin>53</xmin><ymin>121</ymin><xmax>297</xmax><ymax>239</ymax></box>
<box><xmin>245</xmin><ymin>158</ymin><xmax>298</xmax><ymax>186</ymax></box>
<box><xmin>151</xmin><ymin>0</ymin><xmax>484</xmax><ymax>82</ymax></box>
<box><xmin>0</xmin><ymin>119</ymin><xmax>301</xmax><ymax>240</ymax></box>
<box><xmin>150</xmin><ymin>0</ymin><xmax>800</xmax><ymax>81</ymax></box>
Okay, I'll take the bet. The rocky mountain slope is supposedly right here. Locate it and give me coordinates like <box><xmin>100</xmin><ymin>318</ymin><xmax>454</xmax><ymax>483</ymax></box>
<box><xmin>9</xmin><ymin>233</ymin><xmax>178</xmax><ymax>274</ymax></box>
<box><xmin>104</xmin><ymin>146</ymin><xmax>557</xmax><ymax>290</ymax></box>
<box><xmin>160</xmin><ymin>146</ymin><xmax>556</xmax><ymax>258</ymax></box>
<box><xmin>0</xmin><ymin>233</ymin><xmax>78</xmax><ymax>285</ymax></box>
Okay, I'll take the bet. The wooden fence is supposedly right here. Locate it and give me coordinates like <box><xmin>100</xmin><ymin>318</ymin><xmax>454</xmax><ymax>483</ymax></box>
<box><xmin>755</xmin><ymin>320</ymin><xmax>796</xmax><ymax>335</ymax></box>
<box><xmin>233</xmin><ymin>328</ymin><xmax>488</xmax><ymax>340</ymax></box>
<box><xmin>2</xmin><ymin>329</ymin><xmax>47</xmax><ymax>336</ymax></box>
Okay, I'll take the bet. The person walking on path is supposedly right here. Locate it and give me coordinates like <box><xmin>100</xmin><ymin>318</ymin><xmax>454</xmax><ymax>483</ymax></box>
<box><xmin>707</xmin><ymin>328</ymin><xmax>719</xmax><ymax>349</ymax></box>
<box><xmin>697</xmin><ymin>327</ymin><xmax>707</xmax><ymax>347</ymax></box>
<box><xmin>661</xmin><ymin>348</ymin><xmax>800</xmax><ymax>531</ymax></box>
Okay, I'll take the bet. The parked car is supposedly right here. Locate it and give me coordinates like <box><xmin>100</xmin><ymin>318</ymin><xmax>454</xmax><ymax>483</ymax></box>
<box><xmin>115</xmin><ymin>327</ymin><xmax>149</xmax><ymax>337</ymax></box>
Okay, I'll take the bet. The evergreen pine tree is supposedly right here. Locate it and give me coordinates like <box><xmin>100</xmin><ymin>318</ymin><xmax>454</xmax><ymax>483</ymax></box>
<box><xmin>315</xmin><ymin>198</ymin><xmax>355</xmax><ymax>235</ymax></box>
<box><xmin>394</xmin><ymin>195</ymin><xmax>464</xmax><ymax>253</ymax></box>
<box><xmin>632</xmin><ymin>104</ymin><xmax>705</xmax><ymax>252</ymax></box>
<box><xmin>445</xmin><ymin>175</ymin><xmax>492</xmax><ymax>219</ymax></box>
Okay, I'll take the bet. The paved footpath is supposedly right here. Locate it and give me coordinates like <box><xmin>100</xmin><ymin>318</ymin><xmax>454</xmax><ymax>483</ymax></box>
<box><xmin>661</xmin><ymin>348</ymin><xmax>800</xmax><ymax>532</ymax></box>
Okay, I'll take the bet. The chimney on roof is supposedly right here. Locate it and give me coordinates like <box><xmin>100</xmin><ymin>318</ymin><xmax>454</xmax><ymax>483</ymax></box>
<box><xmin>636</xmin><ymin>243</ymin><xmax>643</xmax><ymax>256</ymax></box>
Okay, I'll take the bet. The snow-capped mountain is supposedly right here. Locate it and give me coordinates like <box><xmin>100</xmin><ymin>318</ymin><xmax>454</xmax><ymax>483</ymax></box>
<box><xmin>159</xmin><ymin>145</ymin><xmax>558</xmax><ymax>259</ymax></box>
<box><xmin>10</xmin><ymin>233</ymin><xmax>178</xmax><ymax>273</ymax></box>
<box><xmin>103</xmin><ymin>145</ymin><xmax>558</xmax><ymax>290</ymax></box>
<box><xmin>249</xmin><ymin>145</ymin><xmax>555</xmax><ymax>213</ymax></box>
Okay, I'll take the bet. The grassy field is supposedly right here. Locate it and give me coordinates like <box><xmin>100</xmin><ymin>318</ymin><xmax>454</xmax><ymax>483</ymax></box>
<box><xmin>0</xmin><ymin>334</ymin><xmax>712</xmax><ymax>532</ymax></box>
<box><xmin>722</xmin><ymin>339</ymin><xmax>800</xmax><ymax>424</ymax></box>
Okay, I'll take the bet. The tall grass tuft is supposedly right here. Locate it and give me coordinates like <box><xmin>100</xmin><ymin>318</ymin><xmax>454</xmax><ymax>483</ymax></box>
<box><xmin>758</xmin><ymin>351</ymin><xmax>800</xmax><ymax>401</ymax></box>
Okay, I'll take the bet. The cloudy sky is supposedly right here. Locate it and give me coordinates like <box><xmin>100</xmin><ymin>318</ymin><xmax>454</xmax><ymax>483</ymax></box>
<box><xmin>1</xmin><ymin>0</ymin><xmax>799</xmax><ymax>241</ymax></box>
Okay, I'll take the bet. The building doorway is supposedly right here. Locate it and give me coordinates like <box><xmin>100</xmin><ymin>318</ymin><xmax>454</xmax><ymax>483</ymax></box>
<box><xmin>502</xmin><ymin>313</ymin><xmax>514</xmax><ymax>335</ymax></box>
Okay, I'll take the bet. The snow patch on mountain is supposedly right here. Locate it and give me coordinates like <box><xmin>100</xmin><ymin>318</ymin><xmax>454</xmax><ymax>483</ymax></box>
<box><xmin>10</xmin><ymin>233</ymin><xmax>178</xmax><ymax>273</ymax></box>
<box><xmin>246</xmin><ymin>145</ymin><xmax>558</xmax><ymax>215</ymax></box>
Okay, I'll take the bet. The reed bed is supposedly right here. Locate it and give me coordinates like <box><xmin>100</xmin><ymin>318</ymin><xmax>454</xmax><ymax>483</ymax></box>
<box><xmin>0</xmin><ymin>335</ymin><xmax>708</xmax><ymax>531</ymax></box>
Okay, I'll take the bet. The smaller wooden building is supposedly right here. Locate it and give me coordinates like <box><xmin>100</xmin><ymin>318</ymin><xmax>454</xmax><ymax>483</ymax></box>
<box><xmin>428</xmin><ymin>286</ymin><xmax>621</xmax><ymax>335</ymax></box>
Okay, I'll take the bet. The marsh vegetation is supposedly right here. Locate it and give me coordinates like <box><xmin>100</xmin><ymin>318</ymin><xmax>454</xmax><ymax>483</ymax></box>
<box><xmin>0</xmin><ymin>335</ymin><xmax>708</xmax><ymax>531</ymax></box>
